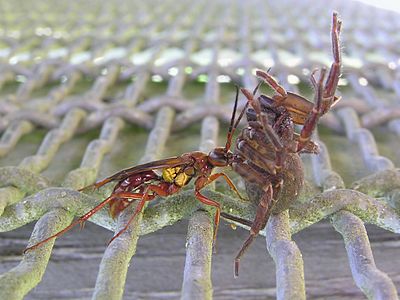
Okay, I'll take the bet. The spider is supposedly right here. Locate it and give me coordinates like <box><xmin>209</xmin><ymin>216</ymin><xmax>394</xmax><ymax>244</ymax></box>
<box><xmin>229</xmin><ymin>12</ymin><xmax>342</xmax><ymax>277</ymax></box>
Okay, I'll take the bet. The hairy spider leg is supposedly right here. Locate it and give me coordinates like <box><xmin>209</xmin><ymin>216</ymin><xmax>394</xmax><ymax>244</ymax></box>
<box><xmin>323</xmin><ymin>11</ymin><xmax>342</xmax><ymax>107</ymax></box>
<box><xmin>233</xmin><ymin>87</ymin><xmax>293</xmax><ymax>277</ymax></box>
<box><xmin>236</xmin><ymin>136</ymin><xmax>277</xmax><ymax>175</ymax></box>
<box><xmin>234</xmin><ymin>184</ymin><xmax>274</xmax><ymax>277</ymax></box>
<box><xmin>297</xmin><ymin>68</ymin><xmax>327</xmax><ymax>151</ymax></box>
<box><xmin>255</xmin><ymin>70</ymin><xmax>287</xmax><ymax>99</ymax></box>
<box><xmin>241</xmin><ymin>88</ymin><xmax>286</xmax><ymax>172</ymax></box>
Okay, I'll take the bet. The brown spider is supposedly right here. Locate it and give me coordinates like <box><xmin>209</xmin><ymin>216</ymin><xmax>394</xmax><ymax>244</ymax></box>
<box><xmin>228</xmin><ymin>12</ymin><xmax>342</xmax><ymax>277</ymax></box>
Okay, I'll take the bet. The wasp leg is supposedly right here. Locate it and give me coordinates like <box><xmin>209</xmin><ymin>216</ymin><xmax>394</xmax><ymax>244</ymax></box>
<box><xmin>107</xmin><ymin>184</ymin><xmax>171</xmax><ymax>245</ymax></box>
<box><xmin>220</xmin><ymin>212</ymin><xmax>253</xmax><ymax>227</ymax></box>
<box><xmin>23</xmin><ymin>191</ymin><xmax>139</xmax><ymax>253</ymax></box>
<box><xmin>209</xmin><ymin>172</ymin><xmax>246</xmax><ymax>201</ymax></box>
<box><xmin>194</xmin><ymin>176</ymin><xmax>224</xmax><ymax>246</ymax></box>
<box><xmin>78</xmin><ymin>177</ymin><xmax>114</xmax><ymax>192</ymax></box>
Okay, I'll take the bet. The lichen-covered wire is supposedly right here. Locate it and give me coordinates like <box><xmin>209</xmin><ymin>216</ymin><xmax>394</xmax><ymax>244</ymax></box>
<box><xmin>266</xmin><ymin>211</ymin><xmax>306</xmax><ymax>300</ymax></box>
<box><xmin>92</xmin><ymin>4</ymin><xmax>205</xmax><ymax>297</ymax></box>
<box><xmin>0</xmin><ymin>209</ymin><xmax>73</xmax><ymax>300</ymax></box>
<box><xmin>331</xmin><ymin>210</ymin><xmax>398</xmax><ymax>299</ymax></box>
<box><xmin>311</xmin><ymin>132</ymin><xmax>398</xmax><ymax>299</ymax></box>
<box><xmin>181</xmin><ymin>211</ymin><xmax>214</xmax><ymax>300</ymax></box>
<box><xmin>337</xmin><ymin>107</ymin><xmax>394</xmax><ymax>172</ymax></box>
<box><xmin>181</xmin><ymin>5</ymin><xmax>224</xmax><ymax>297</ymax></box>
<box><xmin>0</xmin><ymin>109</ymin><xmax>86</xmax><ymax>215</ymax></box>
<box><xmin>0</xmin><ymin>121</ymin><xmax>33</xmax><ymax>157</ymax></box>
<box><xmin>92</xmin><ymin>106</ymin><xmax>175</xmax><ymax>300</ymax></box>
<box><xmin>0</xmin><ymin>115</ymin><xmax>124</xmax><ymax>299</ymax></box>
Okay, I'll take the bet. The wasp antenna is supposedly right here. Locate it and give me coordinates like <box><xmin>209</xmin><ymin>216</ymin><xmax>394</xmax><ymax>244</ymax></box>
<box><xmin>225</xmin><ymin>85</ymin><xmax>240</xmax><ymax>151</ymax></box>
<box><xmin>225</xmin><ymin>80</ymin><xmax>264</xmax><ymax>151</ymax></box>
<box><xmin>252</xmin><ymin>80</ymin><xmax>263</xmax><ymax>96</ymax></box>
<box><xmin>232</xmin><ymin>80</ymin><xmax>263</xmax><ymax>130</ymax></box>
<box><xmin>233</xmin><ymin>101</ymin><xmax>249</xmax><ymax>133</ymax></box>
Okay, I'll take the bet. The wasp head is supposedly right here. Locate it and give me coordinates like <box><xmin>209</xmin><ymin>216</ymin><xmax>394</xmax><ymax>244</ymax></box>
<box><xmin>208</xmin><ymin>147</ymin><xmax>233</xmax><ymax>167</ymax></box>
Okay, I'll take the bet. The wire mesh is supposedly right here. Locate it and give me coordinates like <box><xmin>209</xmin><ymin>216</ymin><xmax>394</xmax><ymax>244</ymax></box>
<box><xmin>0</xmin><ymin>0</ymin><xmax>399</xmax><ymax>299</ymax></box>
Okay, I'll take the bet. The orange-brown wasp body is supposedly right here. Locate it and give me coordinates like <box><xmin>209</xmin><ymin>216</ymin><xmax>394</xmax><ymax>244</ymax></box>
<box><xmin>24</xmin><ymin>89</ymin><xmax>246</xmax><ymax>252</ymax></box>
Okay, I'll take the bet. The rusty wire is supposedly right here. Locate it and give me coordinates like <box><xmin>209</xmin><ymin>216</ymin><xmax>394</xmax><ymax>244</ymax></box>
<box><xmin>0</xmin><ymin>0</ymin><xmax>400</xmax><ymax>299</ymax></box>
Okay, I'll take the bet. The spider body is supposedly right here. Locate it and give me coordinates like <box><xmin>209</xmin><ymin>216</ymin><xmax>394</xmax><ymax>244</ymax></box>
<box><xmin>230</xmin><ymin>12</ymin><xmax>342</xmax><ymax>277</ymax></box>
<box><xmin>234</xmin><ymin>95</ymin><xmax>306</xmax><ymax>214</ymax></box>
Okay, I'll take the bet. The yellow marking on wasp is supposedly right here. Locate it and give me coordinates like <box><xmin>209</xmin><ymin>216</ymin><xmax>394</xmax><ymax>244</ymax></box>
<box><xmin>175</xmin><ymin>172</ymin><xmax>190</xmax><ymax>187</ymax></box>
<box><xmin>162</xmin><ymin>166</ymin><xmax>191</xmax><ymax>187</ymax></box>
<box><xmin>162</xmin><ymin>167</ymin><xmax>181</xmax><ymax>183</ymax></box>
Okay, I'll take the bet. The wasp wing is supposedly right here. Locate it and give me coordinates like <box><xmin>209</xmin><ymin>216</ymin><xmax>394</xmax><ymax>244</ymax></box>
<box><xmin>80</xmin><ymin>155</ymin><xmax>194</xmax><ymax>191</ymax></box>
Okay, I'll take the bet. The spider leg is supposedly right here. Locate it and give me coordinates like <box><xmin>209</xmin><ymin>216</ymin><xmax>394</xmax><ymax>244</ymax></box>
<box><xmin>322</xmin><ymin>12</ymin><xmax>342</xmax><ymax>113</ymax></box>
<box><xmin>241</xmin><ymin>87</ymin><xmax>288</xmax><ymax>172</ymax></box>
<box><xmin>241</xmin><ymin>88</ymin><xmax>284</xmax><ymax>151</ymax></box>
<box><xmin>236</xmin><ymin>137</ymin><xmax>277</xmax><ymax>175</ymax></box>
<box><xmin>234</xmin><ymin>183</ymin><xmax>274</xmax><ymax>277</ymax></box>
<box><xmin>294</xmin><ymin>133</ymin><xmax>320</xmax><ymax>154</ymax></box>
<box><xmin>232</xmin><ymin>159</ymin><xmax>270</xmax><ymax>188</ymax></box>
<box><xmin>256</xmin><ymin>69</ymin><xmax>288</xmax><ymax>99</ymax></box>
<box><xmin>297</xmin><ymin>68</ymin><xmax>327</xmax><ymax>151</ymax></box>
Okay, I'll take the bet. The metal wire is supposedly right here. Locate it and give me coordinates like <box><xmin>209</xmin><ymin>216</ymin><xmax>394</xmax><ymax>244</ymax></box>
<box><xmin>0</xmin><ymin>0</ymin><xmax>399</xmax><ymax>299</ymax></box>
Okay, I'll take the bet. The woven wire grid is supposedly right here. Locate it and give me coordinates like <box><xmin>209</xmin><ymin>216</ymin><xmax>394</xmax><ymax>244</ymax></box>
<box><xmin>0</xmin><ymin>0</ymin><xmax>399</xmax><ymax>299</ymax></box>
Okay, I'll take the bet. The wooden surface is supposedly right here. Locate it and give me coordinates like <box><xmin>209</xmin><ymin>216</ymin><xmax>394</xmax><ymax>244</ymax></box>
<box><xmin>0</xmin><ymin>219</ymin><xmax>398</xmax><ymax>299</ymax></box>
